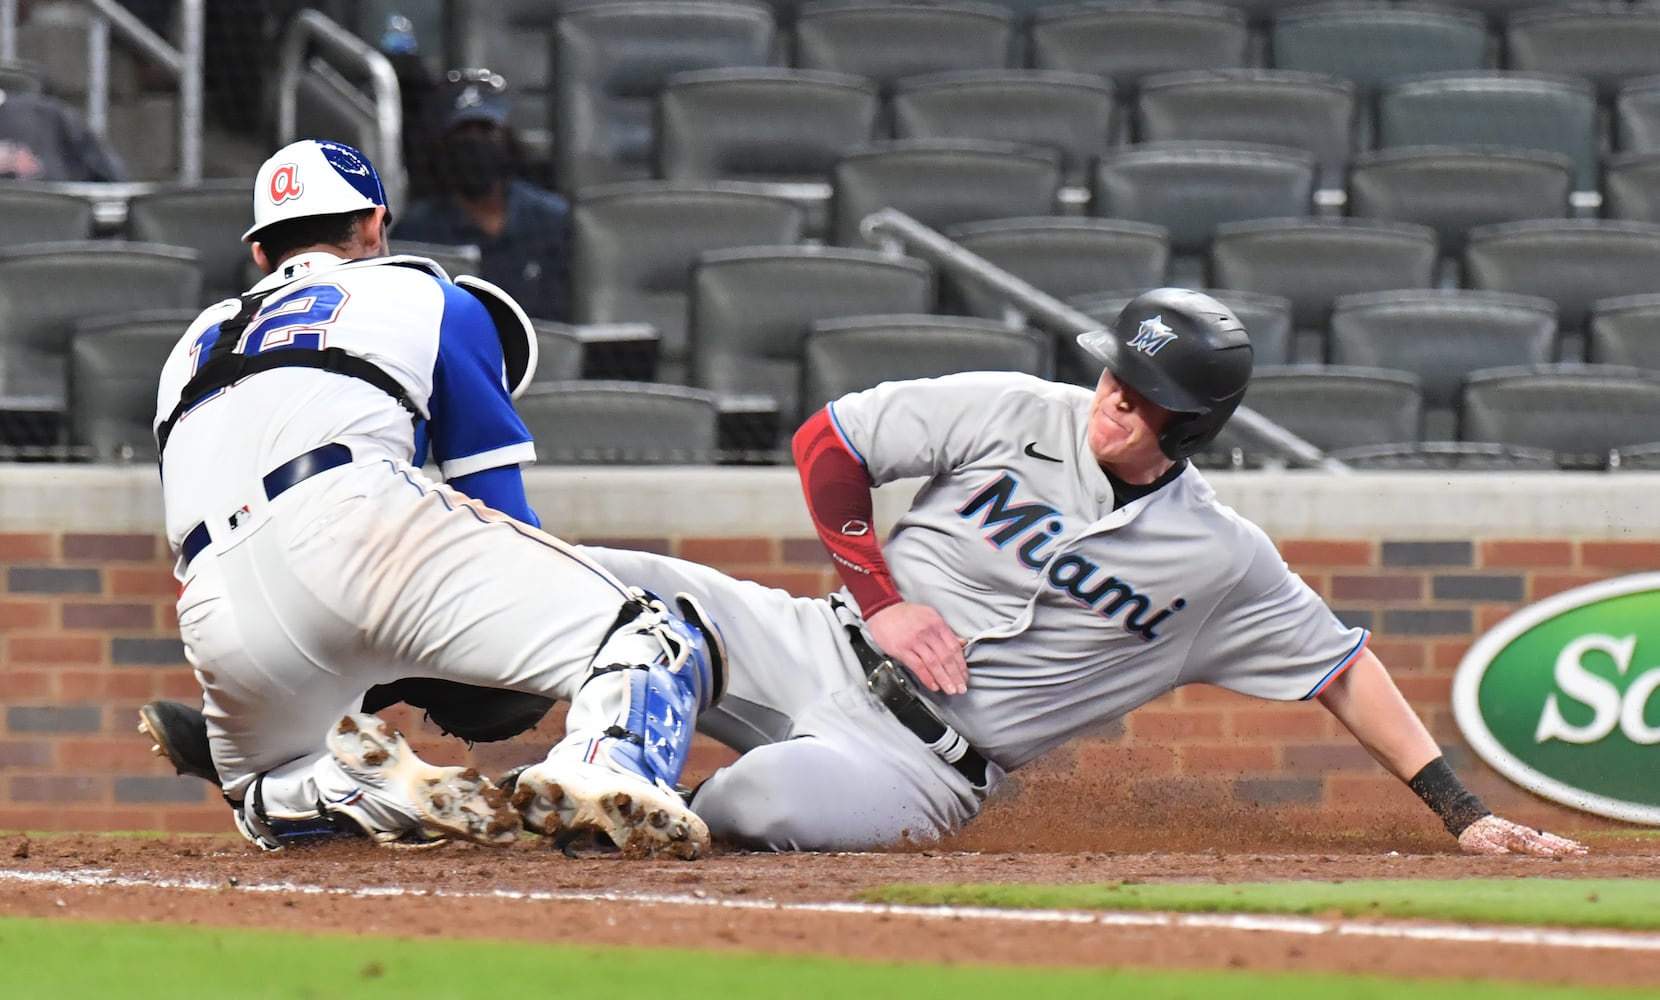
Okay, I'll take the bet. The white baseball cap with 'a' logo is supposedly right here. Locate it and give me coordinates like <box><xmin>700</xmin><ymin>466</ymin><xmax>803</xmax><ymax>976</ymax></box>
<box><xmin>242</xmin><ymin>139</ymin><xmax>388</xmax><ymax>242</ymax></box>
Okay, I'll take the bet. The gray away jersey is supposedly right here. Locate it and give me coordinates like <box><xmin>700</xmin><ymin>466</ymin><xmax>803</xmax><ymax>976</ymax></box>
<box><xmin>827</xmin><ymin>372</ymin><xmax>1367</xmax><ymax>770</ymax></box>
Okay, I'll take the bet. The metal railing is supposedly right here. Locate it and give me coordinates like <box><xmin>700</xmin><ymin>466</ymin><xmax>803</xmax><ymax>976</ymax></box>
<box><xmin>859</xmin><ymin>208</ymin><xmax>1348</xmax><ymax>473</ymax></box>
<box><xmin>275</xmin><ymin>9</ymin><xmax>405</xmax><ymax>211</ymax></box>
<box><xmin>0</xmin><ymin>0</ymin><xmax>204</xmax><ymax>182</ymax></box>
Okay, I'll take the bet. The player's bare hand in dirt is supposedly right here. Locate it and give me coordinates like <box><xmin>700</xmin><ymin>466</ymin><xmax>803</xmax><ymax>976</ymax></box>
<box><xmin>866</xmin><ymin>602</ymin><xmax>969</xmax><ymax>695</ymax></box>
<box><xmin>1457</xmin><ymin>815</ymin><xmax>1587</xmax><ymax>856</ymax></box>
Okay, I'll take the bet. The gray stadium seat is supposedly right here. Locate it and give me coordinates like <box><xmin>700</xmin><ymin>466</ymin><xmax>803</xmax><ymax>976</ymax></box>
<box><xmin>126</xmin><ymin>181</ymin><xmax>253</xmax><ymax>305</ymax></box>
<box><xmin>1459</xmin><ymin>364</ymin><xmax>1660</xmax><ymax>467</ymax></box>
<box><xmin>1375</xmin><ymin>72</ymin><xmax>1599</xmax><ymax>191</ymax></box>
<box><xmin>1463</xmin><ymin>219</ymin><xmax>1660</xmax><ymax>343</ymax></box>
<box><xmin>1615</xmin><ymin>76</ymin><xmax>1660</xmax><ymax>153</ymax></box>
<box><xmin>514</xmin><ymin>380</ymin><xmax>722</xmax><ymax>464</ymax></box>
<box><xmin>1608</xmin><ymin>440</ymin><xmax>1660</xmax><ymax>470</ymax></box>
<box><xmin>571</xmin><ymin>181</ymin><xmax>804</xmax><ymax>383</ymax></box>
<box><xmin>554</xmin><ymin>0</ymin><xmax>778</xmax><ymax>194</ymax></box>
<box><xmin>1065</xmin><ymin>288</ymin><xmax>1295</xmax><ymax>383</ymax></box>
<box><xmin>1273</xmin><ymin>2</ymin><xmax>1490</xmax><ymax>145</ymax></box>
<box><xmin>68</xmin><ymin>311</ymin><xmax>197</xmax><ymax>463</ymax></box>
<box><xmin>1327</xmin><ymin>289</ymin><xmax>1557</xmax><ymax>438</ymax></box>
<box><xmin>890</xmin><ymin>70</ymin><xmax>1115</xmax><ymax>188</ymax></box>
<box><xmin>656</xmin><ymin>67</ymin><xmax>880</xmax><ymax>184</ymax></box>
<box><xmin>1602</xmin><ymin>152</ymin><xmax>1660</xmax><ymax>225</ymax></box>
<box><xmin>1210</xmin><ymin>365</ymin><xmax>1425</xmax><ymax>458</ymax></box>
<box><xmin>0</xmin><ymin>186</ymin><xmax>94</xmax><ymax>249</ymax></box>
<box><xmin>829</xmin><ymin>139</ymin><xmax>1062</xmax><ymax>247</ymax></box>
<box><xmin>475</xmin><ymin>2</ymin><xmax>562</xmax><ymax>162</ymax></box>
<box><xmin>1208</xmin><ymin>218</ymin><xmax>1440</xmax><ymax>345</ymax></box>
<box><xmin>388</xmin><ymin>241</ymin><xmax>483</xmax><ymax>282</ymax></box>
<box><xmin>0</xmin><ymin>242</ymin><xmax>201</xmax><ymax>434</ymax></box>
<box><xmin>800</xmin><ymin>314</ymin><xmax>1053</xmax><ymax>414</ymax></box>
<box><xmin>687</xmin><ymin>245</ymin><xmax>933</xmax><ymax>431</ymax></box>
<box><xmin>792</xmin><ymin>2</ymin><xmax>1015</xmax><ymax>92</ymax></box>
<box><xmin>1326</xmin><ymin>441</ymin><xmax>1559</xmax><ymax>470</ymax></box>
<box><xmin>1134</xmin><ymin>70</ymin><xmax>1356</xmax><ymax>187</ymax></box>
<box><xmin>1092</xmin><ymin>141</ymin><xmax>1315</xmax><ymax>287</ymax></box>
<box><xmin>530</xmin><ymin>320</ymin><xmax>587</xmax><ymax>384</ymax></box>
<box><xmin>1588</xmin><ymin>294</ymin><xmax>1660</xmax><ymax>370</ymax></box>
<box><xmin>942</xmin><ymin>217</ymin><xmax>1169</xmax><ymax>319</ymax></box>
<box><xmin>1505</xmin><ymin>5</ymin><xmax>1660</xmax><ymax>102</ymax></box>
<box><xmin>0</xmin><ymin>59</ymin><xmax>44</xmax><ymax>93</ymax></box>
<box><xmin>1028</xmin><ymin>2</ymin><xmax>1249</xmax><ymax>97</ymax></box>
<box><xmin>1345</xmin><ymin>146</ymin><xmax>1573</xmax><ymax>254</ymax></box>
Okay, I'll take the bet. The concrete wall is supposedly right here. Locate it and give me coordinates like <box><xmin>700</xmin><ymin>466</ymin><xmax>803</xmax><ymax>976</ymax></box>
<box><xmin>3</xmin><ymin>464</ymin><xmax>1658</xmax><ymax>837</ymax></box>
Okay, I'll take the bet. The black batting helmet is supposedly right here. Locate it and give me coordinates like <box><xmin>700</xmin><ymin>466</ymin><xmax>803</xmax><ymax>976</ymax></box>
<box><xmin>1076</xmin><ymin>288</ymin><xmax>1253</xmax><ymax>460</ymax></box>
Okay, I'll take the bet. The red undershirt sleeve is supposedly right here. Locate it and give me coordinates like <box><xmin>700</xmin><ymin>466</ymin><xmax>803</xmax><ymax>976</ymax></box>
<box><xmin>792</xmin><ymin>406</ymin><xmax>903</xmax><ymax>617</ymax></box>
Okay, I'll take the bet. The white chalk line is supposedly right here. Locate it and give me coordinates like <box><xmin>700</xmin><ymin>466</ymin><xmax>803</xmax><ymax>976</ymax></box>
<box><xmin>2</xmin><ymin>866</ymin><xmax>1658</xmax><ymax>953</ymax></box>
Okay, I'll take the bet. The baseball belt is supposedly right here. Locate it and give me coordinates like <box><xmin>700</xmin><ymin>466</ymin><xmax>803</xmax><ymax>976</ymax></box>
<box><xmin>179</xmin><ymin>442</ymin><xmax>354</xmax><ymax>570</ymax></box>
<box><xmin>831</xmin><ymin>598</ymin><xmax>990</xmax><ymax>788</ymax></box>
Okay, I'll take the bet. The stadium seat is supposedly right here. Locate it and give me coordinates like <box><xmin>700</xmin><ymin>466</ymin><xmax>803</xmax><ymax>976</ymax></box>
<box><xmin>514</xmin><ymin>379</ymin><xmax>722</xmax><ymax>464</ymax></box>
<box><xmin>1327</xmin><ymin>289</ymin><xmax>1558</xmax><ymax>439</ymax></box>
<box><xmin>1588</xmin><ymin>294</ymin><xmax>1660</xmax><ymax>370</ymax></box>
<box><xmin>1504</xmin><ymin>5</ymin><xmax>1660</xmax><ymax>102</ymax></box>
<box><xmin>941</xmin><ymin>217</ymin><xmax>1170</xmax><ymax>319</ymax></box>
<box><xmin>1065</xmin><ymin>288</ymin><xmax>1295</xmax><ymax>381</ymax></box>
<box><xmin>1459</xmin><ymin>364</ymin><xmax>1660</xmax><ymax>467</ymax></box>
<box><xmin>529</xmin><ymin>320</ymin><xmax>587</xmax><ymax>384</ymax></box>
<box><xmin>126</xmin><ymin>181</ymin><xmax>254</xmax><ymax>305</ymax></box>
<box><xmin>1463</xmin><ymin>219</ymin><xmax>1660</xmax><ymax>347</ymax></box>
<box><xmin>792</xmin><ymin>2</ymin><xmax>1014</xmax><ymax>92</ymax></box>
<box><xmin>829</xmin><ymin>139</ymin><xmax>1062</xmax><ymax>247</ymax></box>
<box><xmin>1614</xmin><ymin>76</ymin><xmax>1660</xmax><ymax>153</ymax></box>
<box><xmin>1134</xmin><ymin>70</ymin><xmax>1356</xmax><ymax>188</ymax></box>
<box><xmin>570</xmin><ymin>181</ymin><xmax>805</xmax><ymax>384</ymax></box>
<box><xmin>0</xmin><ymin>58</ymin><xmax>44</xmax><ymax>93</ymax></box>
<box><xmin>890</xmin><ymin>70</ymin><xmax>1115</xmax><ymax>188</ymax></box>
<box><xmin>0</xmin><ymin>186</ymin><xmax>94</xmax><ymax>249</ymax></box>
<box><xmin>68</xmin><ymin>311</ymin><xmax>197</xmax><ymax>463</ymax></box>
<box><xmin>474</xmin><ymin>2</ymin><xmax>561</xmax><ymax>162</ymax></box>
<box><xmin>687</xmin><ymin>245</ymin><xmax>933</xmax><ymax>433</ymax></box>
<box><xmin>0</xmin><ymin>242</ymin><xmax>201</xmax><ymax>433</ymax></box>
<box><xmin>800</xmin><ymin>314</ymin><xmax>1053</xmax><ymax>414</ymax></box>
<box><xmin>388</xmin><ymin>241</ymin><xmax>483</xmax><ymax>281</ymax></box>
<box><xmin>1209</xmin><ymin>365</ymin><xmax>1425</xmax><ymax>458</ymax></box>
<box><xmin>553</xmin><ymin>0</ymin><xmax>778</xmax><ymax>195</ymax></box>
<box><xmin>1208</xmin><ymin>218</ymin><xmax>1440</xmax><ymax>347</ymax></box>
<box><xmin>656</xmin><ymin>67</ymin><xmax>880</xmax><ymax>185</ymax></box>
<box><xmin>1375</xmin><ymin>72</ymin><xmax>1599</xmax><ymax>192</ymax></box>
<box><xmin>1607</xmin><ymin>440</ymin><xmax>1660</xmax><ymax>470</ymax></box>
<box><xmin>1326</xmin><ymin>441</ymin><xmax>1559</xmax><ymax>470</ymax></box>
<box><xmin>1345</xmin><ymin>146</ymin><xmax>1572</xmax><ymax>257</ymax></box>
<box><xmin>1272</xmin><ymin>2</ymin><xmax>1491</xmax><ymax>143</ymax></box>
<box><xmin>1027</xmin><ymin>2</ymin><xmax>1249</xmax><ymax>100</ymax></box>
<box><xmin>1602</xmin><ymin>152</ymin><xmax>1660</xmax><ymax>225</ymax></box>
<box><xmin>1092</xmin><ymin>141</ymin><xmax>1315</xmax><ymax>287</ymax></box>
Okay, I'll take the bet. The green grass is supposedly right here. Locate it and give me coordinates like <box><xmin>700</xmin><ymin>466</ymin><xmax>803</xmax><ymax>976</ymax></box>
<box><xmin>0</xmin><ymin>916</ymin><xmax>1649</xmax><ymax>1000</ymax></box>
<box><xmin>864</xmin><ymin>878</ymin><xmax>1660</xmax><ymax>930</ymax></box>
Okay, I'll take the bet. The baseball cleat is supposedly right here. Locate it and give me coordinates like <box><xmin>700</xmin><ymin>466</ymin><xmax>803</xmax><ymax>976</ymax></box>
<box><xmin>510</xmin><ymin>757</ymin><xmax>710</xmax><ymax>860</ymax></box>
<box><xmin>137</xmin><ymin>700</ymin><xmax>220</xmax><ymax>786</ymax></box>
<box><xmin>326</xmin><ymin>713</ymin><xmax>521</xmax><ymax>848</ymax></box>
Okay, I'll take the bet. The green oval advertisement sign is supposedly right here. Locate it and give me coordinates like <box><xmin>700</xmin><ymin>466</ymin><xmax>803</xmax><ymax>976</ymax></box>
<box><xmin>1453</xmin><ymin>572</ymin><xmax>1660</xmax><ymax>825</ymax></box>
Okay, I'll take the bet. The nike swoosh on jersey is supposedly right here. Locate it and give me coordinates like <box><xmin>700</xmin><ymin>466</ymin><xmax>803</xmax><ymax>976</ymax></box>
<box><xmin>1023</xmin><ymin>442</ymin><xmax>1063</xmax><ymax>463</ymax></box>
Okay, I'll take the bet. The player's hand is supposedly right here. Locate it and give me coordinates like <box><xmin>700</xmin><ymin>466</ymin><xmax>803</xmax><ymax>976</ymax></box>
<box><xmin>1457</xmin><ymin>814</ymin><xmax>1588</xmax><ymax>856</ymax></box>
<box><xmin>865</xmin><ymin>602</ymin><xmax>970</xmax><ymax>696</ymax></box>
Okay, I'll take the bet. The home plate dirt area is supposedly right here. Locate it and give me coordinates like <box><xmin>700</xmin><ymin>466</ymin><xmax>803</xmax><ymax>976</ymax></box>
<box><xmin>3</xmin><ymin>817</ymin><xmax>1660</xmax><ymax>990</ymax></box>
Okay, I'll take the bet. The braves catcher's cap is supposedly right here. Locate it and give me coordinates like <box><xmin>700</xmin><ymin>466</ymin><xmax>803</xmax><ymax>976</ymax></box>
<box><xmin>243</xmin><ymin>139</ymin><xmax>388</xmax><ymax>242</ymax></box>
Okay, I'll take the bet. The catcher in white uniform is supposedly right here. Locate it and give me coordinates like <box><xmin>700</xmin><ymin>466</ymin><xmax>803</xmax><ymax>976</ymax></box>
<box><xmin>150</xmin><ymin>139</ymin><xmax>725</xmax><ymax>857</ymax></box>
<box><xmin>581</xmin><ymin>288</ymin><xmax>1584</xmax><ymax>856</ymax></box>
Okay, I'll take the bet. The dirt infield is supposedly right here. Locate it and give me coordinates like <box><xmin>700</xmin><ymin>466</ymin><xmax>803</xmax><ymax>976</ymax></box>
<box><xmin>4</xmin><ymin>820</ymin><xmax>1659</xmax><ymax>990</ymax></box>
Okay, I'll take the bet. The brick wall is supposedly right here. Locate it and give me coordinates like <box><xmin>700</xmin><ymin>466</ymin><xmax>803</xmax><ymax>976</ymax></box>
<box><xmin>0</xmin><ymin>528</ymin><xmax>1646</xmax><ymax>837</ymax></box>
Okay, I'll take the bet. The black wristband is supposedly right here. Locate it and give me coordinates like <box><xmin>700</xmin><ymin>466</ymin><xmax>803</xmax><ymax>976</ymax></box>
<box><xmin>1407</xmin><ymin>756</ymin><xmax>1491</xmax><ymax>837</ymax></box>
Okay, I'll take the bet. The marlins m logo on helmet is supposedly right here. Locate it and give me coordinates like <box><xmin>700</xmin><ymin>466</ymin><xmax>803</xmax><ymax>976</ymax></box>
<box><xmin>1127</xmin><ymin>315</ymin><xmax>1178</xmax><ymax>356</ymax></box>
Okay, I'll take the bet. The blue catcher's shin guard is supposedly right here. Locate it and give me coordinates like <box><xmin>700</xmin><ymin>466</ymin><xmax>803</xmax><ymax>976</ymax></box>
<box><xmin>582</xmin><ymin>590</ymin><xmax>725</xmax><ymax>790</ymax></box>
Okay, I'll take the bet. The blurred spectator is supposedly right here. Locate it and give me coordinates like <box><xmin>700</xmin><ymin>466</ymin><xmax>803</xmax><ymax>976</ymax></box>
<box><xmin>0</xmin><ymin>88</ymin><xmax>126</xmax><ymax>181</ymax></box>
<box><xmin>395</xmin><ymin>68</ymin><xmax>571</xmax><ymax>322</ymax></box>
